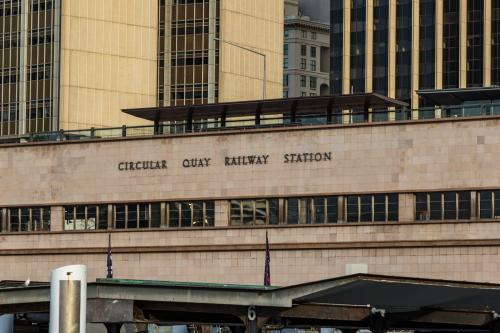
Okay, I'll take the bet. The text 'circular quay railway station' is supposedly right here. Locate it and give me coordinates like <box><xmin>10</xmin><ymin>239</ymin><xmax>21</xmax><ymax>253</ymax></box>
<box><xmin>1</xmin><ymin>90</ymin><xmax>500</xmax><ymax>332</ymax></box>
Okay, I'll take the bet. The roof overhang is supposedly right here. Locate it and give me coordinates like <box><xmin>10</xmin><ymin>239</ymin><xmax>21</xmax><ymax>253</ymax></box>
<box><xmin>122</xmin><ymin>94</ymin><xmax>409</xmax><ymax>123</ymax></box>
<box><xmin>417</xmin><ymin>87</ymin><xmax>500</xmax><ymax>106</ymax></box>
<box><xmin>2</xmin><ymin>274</ymin><xmax>500</xmax><ymax>328</ymax></box>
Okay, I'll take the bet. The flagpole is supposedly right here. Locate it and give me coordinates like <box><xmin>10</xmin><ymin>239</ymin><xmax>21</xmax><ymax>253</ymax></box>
<box><xmin>264</xmin><ymin>231</ymin><xmax>271</xmax><ymax>287</ymax></box>
<box><xmin>106</xmin><ymin>234</ymin><xmax>113</xmax><ymax>279</ymax></box>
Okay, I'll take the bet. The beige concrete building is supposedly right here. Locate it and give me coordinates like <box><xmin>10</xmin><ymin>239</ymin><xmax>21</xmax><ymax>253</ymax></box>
<box><xmin>284</xmin><ymin>0</ymin><xmax>330</xmax><ymax>98</ymax></box>
<box><xmin>0</xmin><ymin>94</ymin><xmax>500</xmax><ymax>287</ymax></box>
<box><xmin>0</xmin><ymin>0</ymin><xmax>283</xmax><ymax>135</ymax></box>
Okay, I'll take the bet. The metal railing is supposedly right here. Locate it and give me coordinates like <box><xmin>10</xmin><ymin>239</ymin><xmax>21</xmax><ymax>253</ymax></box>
<box><xmin>1</xmin><ymin>103</ymin><xmax>500</xmax><ymax>145</ymax></box>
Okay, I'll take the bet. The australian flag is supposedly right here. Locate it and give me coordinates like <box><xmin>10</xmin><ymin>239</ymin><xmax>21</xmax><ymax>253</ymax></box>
<box><xmin>106</xmin><ymin>234</ymin><xmax>113</xmax><ymax>279</ymax></box>
<box><xmin>264</xmin><ymin>231</ymin><xmax>271</xmax><ymax>287</ymax></box>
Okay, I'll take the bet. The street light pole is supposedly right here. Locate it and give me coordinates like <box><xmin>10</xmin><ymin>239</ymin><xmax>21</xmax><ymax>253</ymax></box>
<box><xmin>214</xmin><ymin>37</ymin><xmax>266</xmax><ymax>100</ymax></box>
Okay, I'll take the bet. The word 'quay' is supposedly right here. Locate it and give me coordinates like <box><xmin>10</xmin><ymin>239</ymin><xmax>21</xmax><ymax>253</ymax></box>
<box><xmin>118</xmin><ymin>160</ymin><xmax>167</xmax><ymax>171</ymax></box>
<box><xmin>183</xmin><ymin>158</ymin><xmax>211</xmax><ymax>168</ymax></box>
<box><xmin>225</xmin><ymin>155</ymin><xmax>270</xmax><ymax>166</ymax></box>
<box><xmin>284</xmin><ymin>152</ymin><xmax>332</xmax><ymax>163</ymax></box>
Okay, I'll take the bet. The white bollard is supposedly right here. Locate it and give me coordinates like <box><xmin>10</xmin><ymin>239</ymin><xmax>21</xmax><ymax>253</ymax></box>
<box><xmin>0</xmin><ymin>314</ymin><xmax>14</xmax><ymax>333</ymax></box>
<box><xmin>49</xmin><ymin>265</ymin><xmax>87</xmax><ymax>333</ymax></box>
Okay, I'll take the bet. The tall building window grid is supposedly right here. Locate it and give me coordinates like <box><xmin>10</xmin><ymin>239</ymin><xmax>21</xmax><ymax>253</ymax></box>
<box><xmin>478</xmin><ymin>190</ymin><xmax>500</xmax><ymax>219</ymax></box>
<box><xmin>418</xmin><ymin>0</ymin><xmax>436</xmax><ymax>104</ymax></box>
<box><xmin>158</xmin><ymin>0</ymin><xmax>220</xmax><ymax>107</ymax></box>
<box><xmin>395</xmin><ymin>0</ymin><xmax>412</xmax><ymax>104</ymax></box>
<box><xmin>415</xmin><ymin>191</ymin><xmax>471</xmax><ymax>221</ymax></box>
<box><xmin>300</xmin><ymin>75</ymin><xmax>307</xmax><ymax>87</ymax></box>
<box><xmin>492</xmin><ymin>0</ymin><xmax>500</xmax><ymax>85</ymax></box>
<box><xmin>0</xmin><ymin>0</ymin><xmax>57</xmax><ymax>136</ymax></box>
<box><xmin>5</xmin><ymin>207</ymin><xmax>51</xmax><ymax>232</ymax></box>
<box><xmin>443</xmin><ymin>0</ymin><xmax>460</xmax><ymax>88</ymax></box>
<box><xmin>301</xmin><ymin>44</ymin><xmax>307</xmax><ymax>56</ymax></box>
<box><xmin>310</xmin><ymin>59</ymin><xmax>317</xmax><ymax>71</ymax></box>
<box><xmin>330</xmin><ymin>0</ymin><xmax>343</xmax><ymax>94</ymax></box>
<box><xmin>300</xmin><ymin>58</ymin><xmax>307</xmax><ymax>69</ymax></box>
<box><xmin>466</xmin><ymin>0</ymin><xmax>483</xmax><ymax>87</ymax></box>
<box><xmin>373</xmin><ymin>0</ymin><xmax>389</xmax><ymax>95</ymax></box>
<box><xmin>350</xmin><ymin>0</ymin><xmax>366</xmax><ymax>93</ymax></box>
<box><xmin>310</xmin><ymin>76</ymin><xmax>317</xmax><ymax>90</ymax></box>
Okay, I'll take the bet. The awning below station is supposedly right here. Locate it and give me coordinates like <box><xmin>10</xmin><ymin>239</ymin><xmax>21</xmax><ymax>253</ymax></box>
<box><xmin>2</xmin><ymin>274</ymin><xmax>500</xmax><ymax>331</ymax></box>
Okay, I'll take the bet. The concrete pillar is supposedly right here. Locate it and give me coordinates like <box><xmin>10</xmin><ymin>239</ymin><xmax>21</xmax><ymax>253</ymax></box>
<box><xmin>215</xmin><ymin>200</ymin><xmax>229</xmax><ymax>227</ymax></box>
<box><xmin>398</xmin><ymin>193</ymin><xmax>415</xmax><ymax>222</ymax></box>
<box><xmin>459</xmin><ymin>0</ymin><xmax>467</xmax><ymax>88</ymax></box>
<box><xmin>0</xmin><ymin>315</ymin><xmax>14</xmax><ymax>333</ymax></box>
<box><xmin>435</xmin><ymin>0</ymin><xmax>444</xmax><ymax>89</ymax></box>
<box><xmin>411</xmin><ymin>0</ymin><xmax>420</xmax><ymax>111</ymax></box>
<box><xmin>342</xmin><ymin>0</ymin><xmax>351</xmax><ymax>94</ymax></box>
<box><xmin>388</xmin><ymin>0</ymin><xmax>397</xmax><ymax>99</ymax></box>
<box><xmin>365</xmin><ymin>1</ymin><xmax>374</xmax><ymax>93</ymax></box>
<box><xmin>484</xmin><ymin>0</ymin><xmax>492</xmax><ymax>87</ymax></box>
<box><xmin>51</xmin><ymin>206</ymin><xmax>65</xmax><ymax>231</ymax></box>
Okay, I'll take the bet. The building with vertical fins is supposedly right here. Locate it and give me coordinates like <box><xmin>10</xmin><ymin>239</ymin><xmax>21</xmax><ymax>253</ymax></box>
<box><xmin>330</xmin><ymin>0</ymin><xmax>500</xmax><ymax>109</ymax></box>
<box><xmin>0</xmin><ymin>0</ymin><xmax>283</xmax><ymax>137</ymax></box>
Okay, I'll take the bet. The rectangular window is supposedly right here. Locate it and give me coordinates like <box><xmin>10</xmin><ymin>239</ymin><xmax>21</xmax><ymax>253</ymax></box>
<box><xmin>310</xmin><ymin>77</ymin><xmax>317</xmax><ymax>90</ymax></box>
<box><xmin>301</xmin><ymin>45</ymin><xmax>307</xmax><ymax>56</ymax></box>
<box><xmin>229</xmin><ymin>199</ymin><xmax>279</xmax><ymax>226</ymax></box>
<box><xmin>479</xmin><ymin>190</ymin><xmax>500</xmax><ymax>219</ymax></box>
<box><xmin>310</xmin><ymin>60</ymin><xmax>317</xmax><ymax>71</ymax></box>
<box><xmin>300</xmin><ymin>75</ymin><xmax>307</xmax><ymax>87</ymax></box>
<box><xmin>167</xmin><ymin>201</ymin><xmax>214</xmax><ymax>228</ymax></box>
<box><xmin>284</xmin><ymin>58</ymin><xmax>289</xmax><ymax>69</ymax></box>
<box><xmin>311</xmin><ymin>32</ymin><xmax>317</xmax><ymax>40</ymax></box>
<box><xmin>8</xmin><ymin>207</ymin><xmax>50</xmax><ymax>232</ymax></box>
<box><xmin>300</xmin><ymin>58</ymin><xmax>307</xmax><ymax>69</ymax></box>
<box><xmin>302</xmin><ymin>30</ymin><xmax>307</xmax><ymax>38</ymax></box>
<box><xmin>284</xmin><ymin>44</ymin><xmax>289</xmax><ymax>56</ymax></box>
<box><xmin>285</xmin><ymin>196</ymin><xmax>338</xmax><ymax>224</ymax></box>
<box><xmin>284</xmin><ymin>74</ymin><xmax>289</xmax><ymax>86</ymax></box>
<box><xmin>284</xmin><ymin>29</ymin><xmax>289</xmax><ymax>38</ymax></box>
<box><xmin>345</xmin><ymin>194</ymin><xmax>398</xmax><ymax>222</ymax></box>
<box><xmin>64</xmin><ymin>205</ymin><xmax>107</xmax><ymax>231</ymax></box>
<box><xmin>310</xmin><ymin>46</ymin><xmax>317</xmax><ymax>57</ymax></box>
<box><xmin>415</xmin><ymin>192</ymin><xmax>471</xmax><ymax>220</ymax></box>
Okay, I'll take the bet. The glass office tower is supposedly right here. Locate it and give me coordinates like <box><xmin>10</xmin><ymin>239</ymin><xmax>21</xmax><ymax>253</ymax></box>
<box><xmin>330</xmin><ymin>0</ymin><xmax>499</xmax><ymax>109</ymax></box>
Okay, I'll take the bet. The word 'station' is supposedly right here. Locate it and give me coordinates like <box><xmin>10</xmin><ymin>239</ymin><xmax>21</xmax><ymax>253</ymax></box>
<box><xmin>284</xmin><ymin>152</ymin><xmax>332</xmax><ymax>163</ymax></box>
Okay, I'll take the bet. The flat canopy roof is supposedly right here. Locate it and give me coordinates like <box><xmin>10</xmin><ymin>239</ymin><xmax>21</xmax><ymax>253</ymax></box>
<box><xmin>122</xmin><ymin>93</ymin><xmax>409</xmax><ymax>123</ymax></box>
<box><xmin>417</xmin><ymin>86</ymin><xmax>500</xmax><ymax>106</ymax></box>
<box><xmin>2</xmin><ymin>274</ymin><xmax>500</xmax><ymax>329</ymax></box>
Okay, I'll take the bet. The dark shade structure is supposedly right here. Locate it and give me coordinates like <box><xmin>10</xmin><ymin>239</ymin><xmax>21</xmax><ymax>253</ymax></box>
<box><xmin>3</xmin><ymin>274</ymin><xmax>500</xmax><ymax>332</ymax></box>
<box><xmin>122</xmin><ymin>93</ymin><xmax>408</xmax><ymax>124</ymax></box>
<box><xmin>417</xmin><ymin>87</ymin><xmax>500</xmax><ymax>106</ymax></box>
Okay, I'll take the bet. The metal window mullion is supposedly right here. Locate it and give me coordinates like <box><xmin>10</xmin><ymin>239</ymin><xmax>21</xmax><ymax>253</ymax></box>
<box><xmin>490</xmin><ymin>191</ymin><xmax>496</xmax><ymax>219</ymax></box>
<box><xmin>455</xmin><ymin>192</ymin><xmax>459</xmax><ymax>220</ymax></box>
<box><xmin>357</xmin><ymin>196</ymin><xmax>360</xmax><ymax>223</ymax></box>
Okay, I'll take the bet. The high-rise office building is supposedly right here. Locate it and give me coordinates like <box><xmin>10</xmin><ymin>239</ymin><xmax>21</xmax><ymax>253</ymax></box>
<box><xmin>284</xmin><ymin>0</ymin><xmax>330</xmax><ymax>98</ymax></box>
<box><xmin>0</xmin><ymin>0</ymin><xmax>283</xmax><ymax>136</ymax></box>
<box><xmin>330</xmin><ymin>0</ymin><xmax>500</xmax><ymax>109</ymax></box>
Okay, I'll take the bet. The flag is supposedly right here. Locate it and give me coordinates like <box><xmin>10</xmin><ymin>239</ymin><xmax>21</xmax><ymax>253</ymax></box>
<box><xmin>264</xmin><ymin>231</ymin><xmax>271</xmax><ymax>287</ymax></box>
<box><xmin>106</xmin><ymin>234</ymin><xmax>113</xmax><ymax>279</ymax></box>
